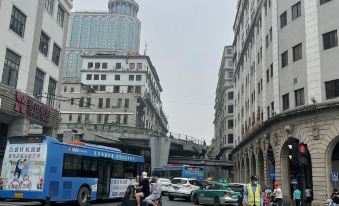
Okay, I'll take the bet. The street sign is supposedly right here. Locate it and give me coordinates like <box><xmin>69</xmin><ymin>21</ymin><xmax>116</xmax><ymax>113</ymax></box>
<box><xmin>291</xmin><ymin>179</ymin><xmax>298</xmax><ymax>185</ymax></box>
<box><xmin>332</xmin><ymin>171</ymin><xmax>338</xmax><ymax>182</ymax></box>
<box><xmin>269</xmin><ymin>171</ymin><xmax>275</xmax><ymax>180</ymax></box>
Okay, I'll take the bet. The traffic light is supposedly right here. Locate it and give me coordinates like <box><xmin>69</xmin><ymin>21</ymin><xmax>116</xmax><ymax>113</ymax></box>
<box><xmin>290</xmin><ymin>143</ymin><xmax>309</xmax><ymax>166</ymax></box>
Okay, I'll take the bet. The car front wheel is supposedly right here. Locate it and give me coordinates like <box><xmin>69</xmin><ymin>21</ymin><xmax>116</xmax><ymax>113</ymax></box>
<box><xmin>193</xmin><ymin>194</ymin><xmax>200</xmax><ymax>205</ymax></box>
<box><xmin>214</xmin><ymin>197</ymin><xmax>221</xmax><ymax>206</ymax></box>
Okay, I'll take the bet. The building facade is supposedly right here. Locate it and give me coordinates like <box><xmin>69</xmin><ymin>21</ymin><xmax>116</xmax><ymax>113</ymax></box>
<box><xmin>59</xmin><ymin>53</ymin><xmax>168</xmax><ymax>135</ymax></box>
<box><xmin>213</xmin><ymin>46</ymin><xmax>235</xmax><ymax>160</ymax></box>
<box><xmin>231</xmin><ymin>0</ymin><xmax>339</xmax><ymax>205</ymax></box>
<box><xmin>64</xmin><ymin>0</ymin><xmax>141</xmax><ymax>78</ymax></box>
<box><xmin>0</xmin><ymin>0</ymin><xmax>72</xmax><ymax>163</ymax></box>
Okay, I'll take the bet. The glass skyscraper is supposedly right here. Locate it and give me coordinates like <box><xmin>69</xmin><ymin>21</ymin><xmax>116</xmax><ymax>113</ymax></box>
<box><xmin>64</xmin><ymin>0</ymin><xmax>141</xmax><ymax>77</ymax></box>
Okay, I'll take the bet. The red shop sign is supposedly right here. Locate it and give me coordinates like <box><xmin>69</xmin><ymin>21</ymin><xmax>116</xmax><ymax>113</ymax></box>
<box><xmin>14</xmin><ymin>91</ymin><xmax>50</xmax><ymax>123</ymax></box>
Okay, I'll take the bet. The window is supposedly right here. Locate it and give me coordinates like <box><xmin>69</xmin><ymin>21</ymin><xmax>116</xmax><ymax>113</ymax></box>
<box><xmin>77</xmin><ymin>114</ymin><xmax>82</xmax><ymax>123</ymax></box>
<box><xmin>129</xmin><ymin>75</ymin><xmax>135</xmax><ymax>81</ymax></box>
<box><xmin>69</xmin><ymin>114</ymin><xmax>72</xmax><ymax>121</ymax></box>
<box><xmin>123</xmin><ymin>115</ymin><xmax>128</xmax><ymax>125</ymax></box>
<box><xmin>129</xmin><ymin>63</ymin><xmax>135</xmax><ymax>70</ymax></box>
<box><xmin>39</xmin><ymin>32</ymin><xmax>50</xmax><ymax>56</ymax></box>
<box><xmin>270</xmin><ymin>64</ymin><xmax>273</xmax><ymax>78</ymax></box>
<box><xmin>93</xmin><ymin>74</ymin><xmax>99</xmax><ymax>80</ymax></box>
<box><xmin>117</xmin><ymin>98</ymin><xmax>122</xmax><ymax>108</ymax></box>
<box><xmin>47</xmin><ymin>78</ymin><xmax>57</xmax><ymax>106</ymax></box>
<box><xmin>102</xmin><ymin>63</ymin><xmax>108</xmax><ymax>69</ymax></box>
<box><xmin>137</xmin><ymin>63</ymin><xmax>142</xmax><ymax>70</ymax></box>
<box><xmin>228</xmin><ymin>92</ymin><xmax>234</xmax><ymax>100</ymax></box>
<box><xmin>62</xmin><ymin>154</ymin><xmax>98</xmax><ymax>178</ymax></box>
<box><xmin>323</xmin><ymin>30</ymin><xmax>338</xmax><ymax>50</ymax></box>
<box><xmin>111</xmin><ymin>161</ymin><xmax>123</xmax><ymax>178</ymax></box>
<box><xmin>128</xmin><ymin>86</ymin><xmax>134</xmax><ymax>93</ymax></box>
<box><xmin>271</xmin><ymin>102</ymin><xmax>275</xmax><ymax>115</ymax></box>
<box><xmin>282</xmin><ymin>93</ymin><xmax>290</xmax><ymax>110</ymax></box>
<box><xmin>99</xmin><ymin>85</ymin><xmax>105</xmax><ymax>91</ymax></box>
<box><xmin>10</xmin><ymin>6</ymin><xmax>26</xmax><ymax>37</ymax></box>
<box><xmin>33</xmin><ymin>69</ymin><xmax>45</xmax><ymax>100</ymax></box>
<box><xmin>267</xmin><ymin>106</ymin><xmax>270</xmax><ymax>119</ymax></box>
<box><xmin>325</xmin><ymin>79</ymin><xmax>339</xmax><ymax>99</ymax></box>
<box><xmin>95</xmin><ymin>63</ymin><xmax>100</xmax><ymax>69</ymax></box>
<box><xmin>104</xmin><ymin>114</ymin><xmax>109</xmax><ymax>123</ymax></box>
<box><xmin>228</xmin><ymin>134</ymin><xmax>234</xmax><ymax>144</ymax></box>
<box><xmin>86</xmin><ymin>74</ymin><xmax>92</xmax><ymax>80</ymax></box>
<box><xmin>85</xmin><ymin>114</ymin><xmax>89</xmax><ymax>123</ymax></box>
<box><xmin>98</xmin><ymin>98</ymin><xmax>103</xmax><ymax>108</ymax></box>
<box><xmin>135</xmin><ymin>86</ymin><xmax>141</xmax><ymax>94</ymax></box>
<box><xmin>88</xmin><ymin>62</ymin><xmax>93</xmax><ymax>69</ymax></box>
<box><xmin>1</xmin><ymin>49</ymin><xmax>21</xmax><ymax>87</ymax></box>
<box><xmin>229</xmin><ymin>72</ymin><xmax>234</xmax><ymax>78</ymax></box>
<box><xmin>228</xmin><ymin>120</ymin><xmax>233</xmax><ymax>129</ymax></box>
<box><xmin>116</xmin><ymin>63</ymin><xmax>121</xmax><ymax>69</ymax></box>
<box><xmin>281</xmin><ymin>51</ymin><xmax>288</xmax><ymax>68</ymax></box>
<box><xmin>136</xmin><ymin>75</ymin><xmax>142</xmax><ymax>81</ymax></box>
<box><xmin>293</xmin><ymin>43</ymin><xmax>302</xmax><ymax>61</ymax></box>
<box><xmin>86</xmin><ymin>98</ymin><xmax>91</xmax><ymax>107</ymax></box>
<box><xmin>295</xmin><ymin>88</ymin><xmax>305</xmax><ymax>106</ymax></box>
<box><xmin>280</xmin><ymin>11</ymin><xmax>287</xmax><ymax>28</ymax></box>
<box><xmin>97</xmin><ymin>114</ymin><xmax>102</xmax><ymax>123</ymax></box>
<box><xmin>320</xmin><ymin>0</ymin><xmax>333</xmax><ymax>4</ymax></box>
<box><xmin>101</xmin><ymin>75</ymin><xmax>106</xmax><ymax>80</ymax></box>
<box><xmin>115</xmin><ymin>75</ymin><xmax>120</xmax><ymax>80</ymax></box>
<box><xmin>57</xmin><ymin>5</ymin><xmax>65</xmax><ymax>28</ymax></box>
<box><xmin>228</xmin><ymin>105</ymin><xmax>234</xmax><ymax>114</ymax></box>
<box><xmin>113</xmin><ymin>86</ymin><xmax>120</xmax><ymax>93</ymax></box>
<box><xmin>124</xmin><ymin>99</ymin><xmax>129</xmax><ymax>108</ymax></box>
<box><xmin>270</xmin><ymin>27</ymin><xmax>273</xmax><ymax>41</ymax></box>
<box><xmin>106</xmin><ymin>98</ymin><xmax>111</xmax><ymax>108</ymax></box>
<box><xmin>70</xmin><ymin>87</ymin><xmax>74</xmax><ymax>93</ymax></box>
<box><xmin>52</xmin><ymin>44</ymin><xmax>61</xmax><ymax>66</ymax></box>
<box><xmin>266</xmin><ymin>35</ymin><xmax>269</xmax><ymax>48</ymax></box>
<box><xmin>64</xmin><ymin>86</ymin><xmax>67</xmax><ymax>92</ymax></box>
<box><xmin>92</xmin><ymin>85</ymin><xmax>98</xmax><ymax>91</ymax></box>
<box><xmin>266</xmin><ymin>69</ymin><xmax>270</xmax><ymax>83</ymax></box>
<box><xmin>116</xmin><ymin>114</ymin><xmax>121</xmax><ymax>124</ymax></box>
<box><xmin>45</xmin><ymin>0</ymin><xmax>54</xmax><ymax>15</ymax></box>
<box><xmin>292</xmin><ymin>2</ymin><xmax>301</xmax><ymax>20</ymax></box>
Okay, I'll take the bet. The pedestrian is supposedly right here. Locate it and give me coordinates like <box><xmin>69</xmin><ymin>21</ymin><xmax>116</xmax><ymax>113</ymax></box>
<box><xmin>331</xmin><ymin>189</ymin><xmax>339</xmax><ymax>206</ymax></box>
<box><xmin>273</xmin><ymin>181</ymin><xmax>283</xmax><ymax>206</ymax></box>
<box><xmin>305</xmin><ymin>186</ymin><xmax>312</xmax><ymax>205</ymax></box>
<box><xmin>293</xmin><ymin>187</ymin><xmax>302</xmax><ymax>206</ymax></box>
<box><xmin>243</xmin><ymin>176</ymin><xmax>263</xmax><ymax>206</ymax></box>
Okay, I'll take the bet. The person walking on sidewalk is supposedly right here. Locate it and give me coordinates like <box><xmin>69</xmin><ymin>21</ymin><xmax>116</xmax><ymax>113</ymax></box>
<box><xmin>273</xmin><ymin>181</ymin><xmax>283</xmax><ymax>206</ymax></box>
<box><xmin>293</xmin><ymin>187</ymin><xmax>302</xmax><ymax>206</ymax></box>
<box><xmin>243</xmin><ymin>176</ymin><xmax>263</xmax><ymax>206</ymax></box>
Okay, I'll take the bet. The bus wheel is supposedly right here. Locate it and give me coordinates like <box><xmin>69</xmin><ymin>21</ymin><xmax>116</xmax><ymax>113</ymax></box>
<box><xmin>77</xmin><ymin>186</ymin><xmax>90</xmax><ymax>206</ymax></box>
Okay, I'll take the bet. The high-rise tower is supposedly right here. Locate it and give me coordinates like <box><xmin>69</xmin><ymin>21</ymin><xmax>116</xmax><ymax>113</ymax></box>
<box><xmin>64</xmin><ymin>0</ymin><xmax>141</xmax><ymax>77</ymax></box>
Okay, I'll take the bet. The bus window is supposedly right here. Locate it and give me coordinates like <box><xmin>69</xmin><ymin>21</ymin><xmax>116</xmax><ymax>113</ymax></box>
<box><xmin>123</xmin><ymin>162</ymin><xmax>134</xmax><ymax>179</ymax></box>
<box><xmin>63</xmin><ymin>154</ymin><xmax>82</xmax><ymax>177</ymax></box>
<box><xmin>82</xmin><ymin>156</ymin><xmax>97</xmax><ymax>177</ymax></box>
<box><xmin>111</xmin><ymin>160</ymin><xmax>123</xmax><ymax>178</ymax></box>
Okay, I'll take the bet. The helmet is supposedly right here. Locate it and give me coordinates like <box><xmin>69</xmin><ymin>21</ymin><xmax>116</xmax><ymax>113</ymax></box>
<box><xmin>142</xmin><ymin>172</ymin><xmax>147</xmax><ymax>178</ymax></box>
<box><xmin>250</xmin><ymin>176</ymin><xmax>258</xmax><ymax>181</ymax></box>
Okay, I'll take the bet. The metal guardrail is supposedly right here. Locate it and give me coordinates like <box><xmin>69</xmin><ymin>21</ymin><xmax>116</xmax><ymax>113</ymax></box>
<box><xmin>169</xmin><ymin>132</ymin><xmax>206</xmax><ymax>146</ymax></box>
<box><xmin>59</xmin><ymin>123</ymin><xmax>167</xmax><ymax>137</ymax></box>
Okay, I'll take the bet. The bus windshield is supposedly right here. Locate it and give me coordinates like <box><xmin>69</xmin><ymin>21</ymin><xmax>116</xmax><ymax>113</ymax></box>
<box><xmin>1</xmin><ymin>137</ymin><xmax>47</xmax><ymax>191</ymax></box>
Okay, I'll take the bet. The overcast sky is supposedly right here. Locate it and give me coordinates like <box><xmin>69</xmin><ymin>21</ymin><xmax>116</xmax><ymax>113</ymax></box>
<box><xmin>73</xmin><ymin>0</ymin><xmax>237</xmax><ymax>143</ymax></box>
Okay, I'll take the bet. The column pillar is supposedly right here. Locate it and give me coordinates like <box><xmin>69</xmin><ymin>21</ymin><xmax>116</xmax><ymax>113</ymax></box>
<box><xmin>7</xmin><ymin>117</ymin><xmax>30</xmax><ymax>136</ymax></box>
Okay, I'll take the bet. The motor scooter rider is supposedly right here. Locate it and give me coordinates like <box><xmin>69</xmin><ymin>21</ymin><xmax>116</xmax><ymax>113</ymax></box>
<box><xmin>144</xmin><ymin>176</ymin><xmax>162</xmax><ymax>206</ymax></box>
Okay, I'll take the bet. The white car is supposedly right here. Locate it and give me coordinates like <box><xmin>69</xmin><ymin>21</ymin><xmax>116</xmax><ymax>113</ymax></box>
<box><xmin>168</xmin><ymin>178</ymin><xmax>203</xmax><ymax>201</ymax></box>
<box><xmin>159</xmin><ymin>178</ymin><xmax>171</xmax><ymax>194</ymax></box>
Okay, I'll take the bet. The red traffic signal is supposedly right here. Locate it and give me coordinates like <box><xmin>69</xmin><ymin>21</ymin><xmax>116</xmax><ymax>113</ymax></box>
<box><xmin>299</xmin><ymin>144</ymin><xmax>306</xmax><ymax>153</ymax></box>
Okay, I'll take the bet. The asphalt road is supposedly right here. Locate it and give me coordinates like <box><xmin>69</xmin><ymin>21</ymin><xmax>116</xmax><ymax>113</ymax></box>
<box><xmin>0</xmin><ymin>197</ymin><xmax>194</xmax><ymax>206</ymax></box>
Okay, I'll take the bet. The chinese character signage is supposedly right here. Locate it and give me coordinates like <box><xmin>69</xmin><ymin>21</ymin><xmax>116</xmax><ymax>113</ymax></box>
<box><xmin>0</xmin><ymin>143</ymin><xmax>47</xmax><ymax>191</ymax></box>
<box><xmin>14</xmin><ymin>91</ymin><xmax>50</xmax><ymax>123</ymax></box>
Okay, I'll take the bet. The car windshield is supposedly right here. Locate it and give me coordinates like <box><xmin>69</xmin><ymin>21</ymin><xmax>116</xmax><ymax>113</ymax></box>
<box><xmin>228</xmin><ymin>185</ymin><xmax>244</xmax><ymax>192</ymax></box>
<box><xmin>171</xmin><ymin>179</ymin><xmax>187</xmax><ymax>184</ymax></box>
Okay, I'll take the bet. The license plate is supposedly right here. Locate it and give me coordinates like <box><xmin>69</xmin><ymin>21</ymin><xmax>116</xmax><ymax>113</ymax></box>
<box><xmin>15</xmin><ymin>192</ymin><xmax>23</xmax><ymax>199</ymax></box>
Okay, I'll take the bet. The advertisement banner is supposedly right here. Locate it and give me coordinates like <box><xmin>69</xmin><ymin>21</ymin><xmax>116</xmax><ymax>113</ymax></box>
<box><xmin>0</xmin><ymin>143</ymin><xmax>47</xmax><ymax>191</ymax></box>
<box><xmin>109</xmin><ymin>178</ymin><xmax>136</xmax><ymax>198</ymax></box>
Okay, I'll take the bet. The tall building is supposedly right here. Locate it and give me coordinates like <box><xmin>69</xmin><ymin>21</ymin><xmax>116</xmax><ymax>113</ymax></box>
<box><xmin>59</xmin><ymin>53</ymin><xmax>168</xmax><ymax>136</ymax></box>
<box><xmin>0</xmin><ymin>0</ymin><xmax>72</xmax><ymax>160</ymax></box>
<box><xmin>231</xmin><ymin>0</ymin><xmax>339</xmax><ymax>205</ymax></box>
<box><xmin>64</xmin><ymin>0</ymin><xmax>141</xmax><ymax>77</ymax></box>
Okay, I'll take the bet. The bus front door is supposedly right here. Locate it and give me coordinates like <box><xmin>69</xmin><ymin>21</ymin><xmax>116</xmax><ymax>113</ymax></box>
<box><xmin>97</xmin><ymin>158</ymin><xmax>112</xmax><ymax>198</ymax></box>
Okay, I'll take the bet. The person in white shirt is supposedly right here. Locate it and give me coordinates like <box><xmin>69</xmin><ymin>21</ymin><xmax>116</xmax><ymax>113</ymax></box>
<box><xmin>305</xmin><ymin>187</ymin><xmax>312</xmax><ymax>205</ymax></box>
<box><xmin>273</xmin><ymin>181</ymin><xmax>283</xmax><ymax>206</ymax></box>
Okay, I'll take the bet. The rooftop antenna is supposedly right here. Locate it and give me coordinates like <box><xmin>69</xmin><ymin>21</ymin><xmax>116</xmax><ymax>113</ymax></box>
<box><xmin>144</xmin><ymin>41</ymin><xmax>148</xmax><ymax>55</ymax></box>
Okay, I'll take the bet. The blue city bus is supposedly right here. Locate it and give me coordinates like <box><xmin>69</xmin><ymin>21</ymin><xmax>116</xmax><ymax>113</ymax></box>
<box><xmin>153</xmin><ymin>164</ymin><xmax>205</xmax><ymax>180</ymax></box>
<box><xmin>0</xmin><ymin>135</ymin><xmax>144</xmax><ymax>205</ymax></box>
